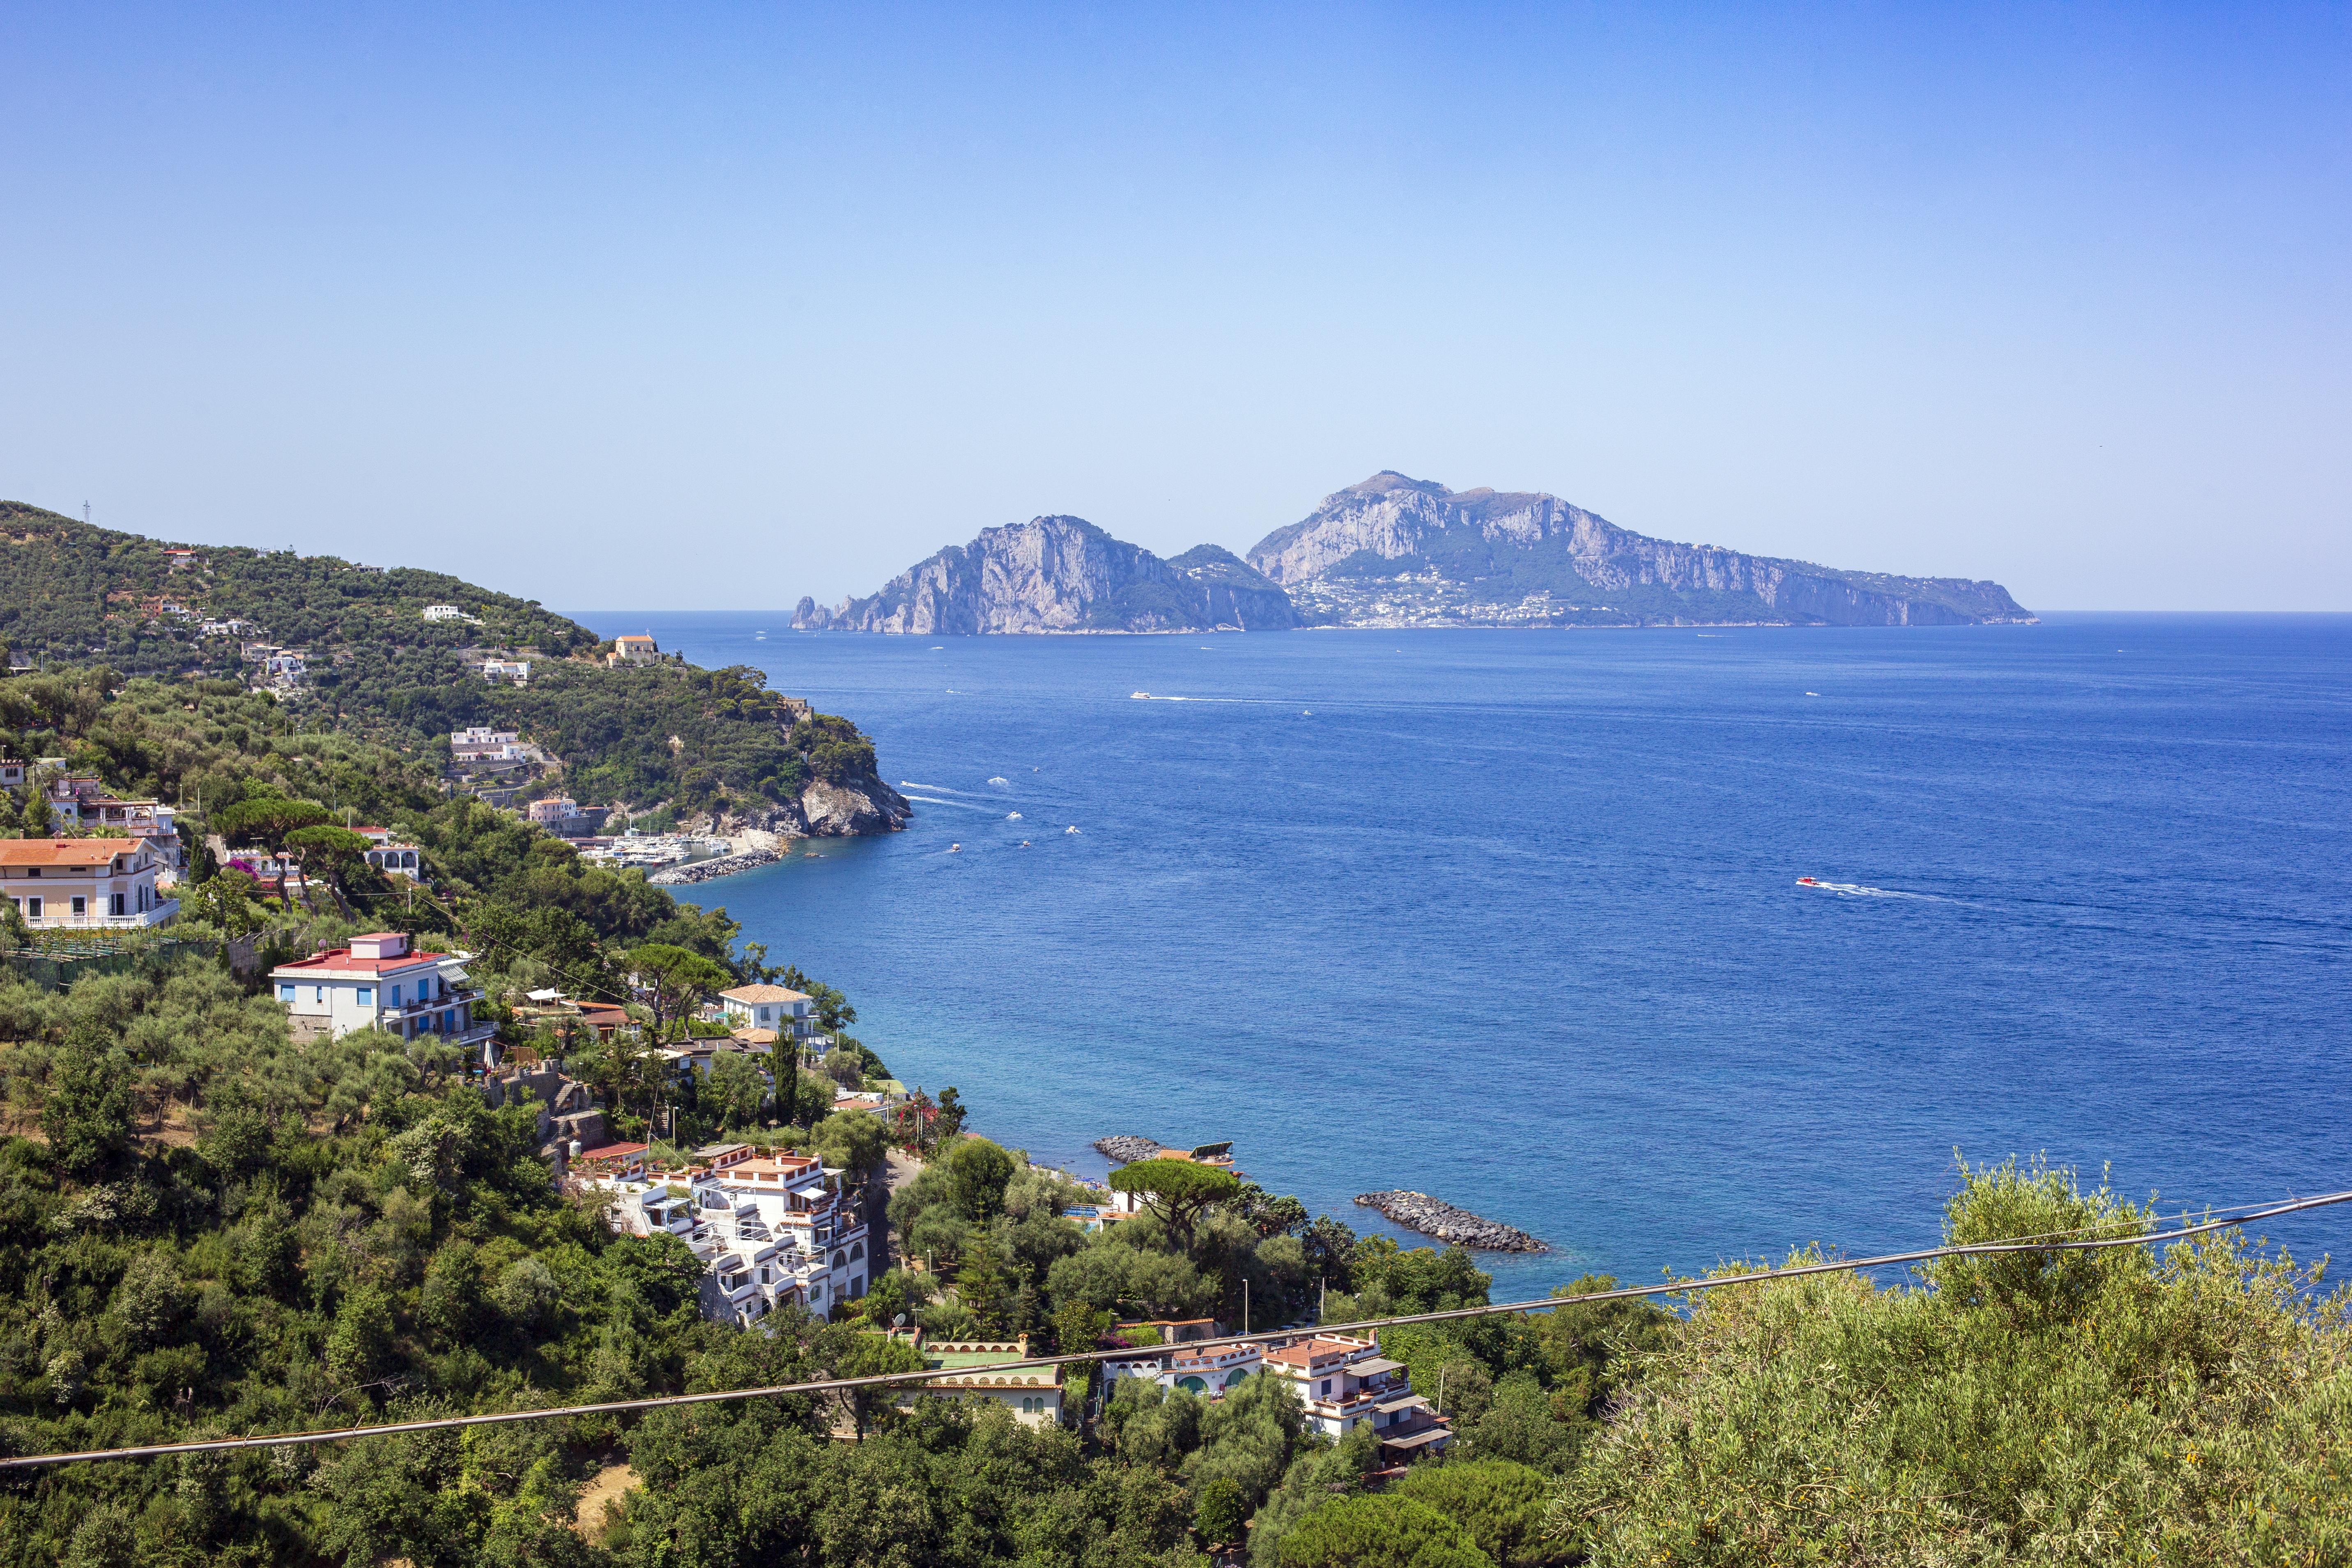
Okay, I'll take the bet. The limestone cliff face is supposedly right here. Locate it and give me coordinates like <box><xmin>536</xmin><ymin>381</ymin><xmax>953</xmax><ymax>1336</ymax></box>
<box><xmin>795</xmin><ymin>775</ymin><xmax>912</xmax><ymax>836</ymax></box>
<box><xmin>700</xmin><ymin>773</ymin><xmax>913</xmax><ymax>839</ymax></box>
<box><xmin>1246</xmin><ymin>472</ymin><xmax>2035</xmax><ymax>628</ymax></box>
<box><xmin>794</xmin><ymin>516</ymin><xmax>1298</xmax><ymax>634</ymax></box>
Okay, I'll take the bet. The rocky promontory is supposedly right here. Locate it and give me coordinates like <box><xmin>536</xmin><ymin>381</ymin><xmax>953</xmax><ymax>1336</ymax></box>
<box><xmin>1094</xmin><ymin>1135</ymin><xmax>1167</xmax><ymax>1165</ymax></box>
<box><xmin>691</xmin><ymin>775</ymin><xmax>913</xmax><ymax>841</ymax></box>
<box><xmin>1356</xmin><ymin>1190</ymin><xmax>1547</xmax><ymax>1253</ymax></box>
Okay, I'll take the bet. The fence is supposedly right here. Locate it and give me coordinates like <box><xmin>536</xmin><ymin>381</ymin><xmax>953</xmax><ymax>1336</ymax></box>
<box><xmin>0</xmin><ymin>933</ymin><xmax>221</xmax><ymax>991</ymax></box>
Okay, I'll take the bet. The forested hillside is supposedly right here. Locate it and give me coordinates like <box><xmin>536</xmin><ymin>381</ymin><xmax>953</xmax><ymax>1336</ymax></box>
<box><xmin>0</xmin><ymin>501</ymin><xmax>884</xmax><ymax>824</ymax></box>
<box><xmin>0</xmin><ymin>501</ymin><xmax>591</xmax><ymax>675</ymax></box>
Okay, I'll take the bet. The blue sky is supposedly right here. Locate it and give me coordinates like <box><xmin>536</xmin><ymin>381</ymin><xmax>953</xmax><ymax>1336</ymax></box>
<box><xmin>3</xmin><ymin>4</ymin><xmax>2346</xmax><ymax>611</ymax></box>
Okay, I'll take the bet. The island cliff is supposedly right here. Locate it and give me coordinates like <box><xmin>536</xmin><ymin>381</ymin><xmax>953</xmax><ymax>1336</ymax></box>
<box><xmin>800</xmin><ymin>474</ymin><xmax>2031</xmax><ymax>633</ymax></box>
<box><xmin>793</xmin><ymin>515</ymin><xmax>1297</xmax><ymax>634</ymax></box>
<box><xmin>1248</xmin><ymin>472</ymin><xmax>2035</xmax><ymax>628</ymax></box>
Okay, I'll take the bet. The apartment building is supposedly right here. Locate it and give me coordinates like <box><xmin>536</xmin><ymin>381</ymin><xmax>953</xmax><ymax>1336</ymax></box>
<box><xmin>596</xmin><ymin>1146</ymin><xmax>871</xmax><ymax>1326</ymax></box>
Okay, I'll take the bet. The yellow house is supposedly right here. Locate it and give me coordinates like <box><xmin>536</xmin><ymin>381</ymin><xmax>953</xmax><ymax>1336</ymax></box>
<box><xmin>608</xmin><ymin>634</ymin><xmax>660</xmax><ymax>667</ymax></box>
<box><xmin>0</xmin><ymin>839</ymin><xmax>176</xmax><ymax>928</ymax></box>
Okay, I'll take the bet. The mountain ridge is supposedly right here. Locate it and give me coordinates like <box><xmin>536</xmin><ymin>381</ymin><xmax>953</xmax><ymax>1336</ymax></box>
<box><xmin>802</xmin><ymin>473</ymin><xmax>2033</xmax><ymax>633</ymax></box>
<box><xmin>1246</xmin><ymin>472</ymin><xmax>2034</xmax><ymax>629</ymax></box>
<box><xmin>793</xmin><ymin>515</ymin><xmax>1298</xmax><ymax>634</ymax></box>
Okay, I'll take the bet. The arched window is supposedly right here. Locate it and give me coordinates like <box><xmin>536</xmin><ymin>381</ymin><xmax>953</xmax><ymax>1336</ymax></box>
<box><xmin>850</xmin><ymin>1242</ymin><xmax>864</xmax><ymax>1260</ymax></box>
<box><xmin>1177</xmin><ymin>1376</ymin><xmax>1208</xmax><ymax>1394</ymax></box>
<box><xmin>832</xmin><ymin>1251</ymin><xmax>846</xmax><ymax>1267</ymax></box>
<box><xmin>1224</xmin><ymin>1368</ymin><xmax>1251</xmax><ymax>1388</ymax></box>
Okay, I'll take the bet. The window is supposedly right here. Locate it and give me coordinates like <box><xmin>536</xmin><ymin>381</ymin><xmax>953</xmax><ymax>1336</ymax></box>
<box><xmin>110</xmin><ymin>893</ymin><xmax>124</xmax><ymax>917</ymax></box>
<box><xmin>1320</xmin><ymin>1379</ymin><xmax>1331</xmax><ymax>1396</ymax></box>
<box><xmin>356</xmin><ymin>987</ymin><xmax>373</xmax><ymax>1005</ymax></box>
<box><xmin>315</xmin><ymin>987</ymin><xmax>325</xmax><ymax>1005</ymax></box>
<box><xmin>23</xmin><ymin>898</ymin><xmax>37</xmax><ymax>919</ymax></box>
<box><xmin>71</xmin><ymin>896</ymin><xmax>85</xmax><ymax>916</ymax></box>
<box><xmin>279</xmin><ymin>984</ymin><xmax>296</xmax><ymax>1002</ymax></box>
<box><xmin>389</xmin><ymin>984</ymin><xmax>401</xmax><ymax>1006</ymax></box>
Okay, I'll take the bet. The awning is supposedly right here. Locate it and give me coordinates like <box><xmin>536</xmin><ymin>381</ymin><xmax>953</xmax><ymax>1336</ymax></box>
<box><xmin>1350</xmin><ymin>1357</ymin><xmax>1405</xmax><ymax>1375</ymax></box>
<box><xmin>1379</xmin><ymin>1427</ymin><xmax>1452</xmax><ymax>1451</ymax></box>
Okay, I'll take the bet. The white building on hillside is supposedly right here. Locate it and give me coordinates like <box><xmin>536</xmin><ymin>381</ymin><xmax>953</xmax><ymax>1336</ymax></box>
<box><xmin>1260</xmin><ymin>1333</ymin><xmax>1452</xmax><ymax>1460</ymax></box>
<box><xmin>268</xmin><ymin>931</ymin><xmax>495</xmax><ymax>1058</ymax></box>
<box><xmin>588</xmin><ymin>1145</ymin><xmax>871</xmax><ymax>1328</ymax></box>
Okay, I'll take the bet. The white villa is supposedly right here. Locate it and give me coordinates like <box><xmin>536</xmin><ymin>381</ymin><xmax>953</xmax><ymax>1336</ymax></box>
<box><xmin>0</xmin><ymin>839</ymin><xmax>176</xmax><ymax>928</ymax></box>
<box><xmin>592</xmin><ymin>1143</ymin><xmax>871</xmax><ymax>1326</ymax></box>
<box><xmin>1261</xmin><ymin>1333</ymin><xmax>1451</xmax><ymax>1458</ymax></box>
<box><xmin>268</xmin><ymin>931</ymin><xmax>496</xmax><ymax>1058</ymax></box>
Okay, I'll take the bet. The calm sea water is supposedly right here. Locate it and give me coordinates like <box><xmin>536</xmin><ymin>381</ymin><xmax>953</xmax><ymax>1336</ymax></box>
<box><xmin>575</xmin><ymin>613</ymin><xmax>2352</xmax><ymax>1298</ymax></box>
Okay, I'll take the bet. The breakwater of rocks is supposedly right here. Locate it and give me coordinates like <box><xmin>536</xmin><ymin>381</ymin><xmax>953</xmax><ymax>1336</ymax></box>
<box><xmin>1093</xmin><ymin>1135</ymin><xmax>1166</xmax><ymax>1165</ymax></box>
<box><xmin>648</xmin><ymin>848</ymin><xmax>782</xmax><ymax>885</ymax></box>
<box><xmin>1355</xmin><ymin>1191</ymin><xmax>1547</xmax><ymax>1253</ymax></box>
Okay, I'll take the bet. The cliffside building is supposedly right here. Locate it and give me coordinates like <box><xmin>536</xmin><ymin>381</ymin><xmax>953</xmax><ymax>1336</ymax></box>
<box><xmin>595</xmin><ymin>1146</ymin><xmax>871</xmax><ymax>1325</ymax></box>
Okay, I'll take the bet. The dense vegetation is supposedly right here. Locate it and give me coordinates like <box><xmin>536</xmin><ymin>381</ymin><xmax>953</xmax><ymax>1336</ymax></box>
<box><xmin>0</xmin><ymin>503</ymin><xmax>881</xmax><ymax>822</ymax></box>
<box><xmin>1558</xmin><ymin>1161</ymin><xmax>2352</xmax><ymax>1564</ymax></box>
<box><xmin>0</xmin><ymin>501</ymin><xmax>589</xmax><ymax>679</ymax></box>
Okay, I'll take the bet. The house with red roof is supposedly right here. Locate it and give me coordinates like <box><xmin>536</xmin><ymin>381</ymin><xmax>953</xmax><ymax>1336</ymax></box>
<box><xmin>269</xmin><ymin>931</ymin><xmax>495</xmax><ymax>1058</ymax></box>
<box><xmin>1260</xmin><ymin>1332</ymin><xmax>1453</xmax><ymax>1461</ymax></box>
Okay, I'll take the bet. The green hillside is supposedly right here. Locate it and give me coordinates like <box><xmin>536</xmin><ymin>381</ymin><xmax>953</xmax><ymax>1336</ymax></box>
<box><xmin>0</xmin><ymin>501</ymin><xmax>848</xmax><ymax>819</ymax></box>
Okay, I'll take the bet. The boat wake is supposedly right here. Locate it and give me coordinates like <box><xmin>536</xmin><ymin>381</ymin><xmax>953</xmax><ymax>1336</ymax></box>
<box><xmin>1796</xmin><ymin>877</ymin><xmax>1942</xmax><ymax>901</ymax></box>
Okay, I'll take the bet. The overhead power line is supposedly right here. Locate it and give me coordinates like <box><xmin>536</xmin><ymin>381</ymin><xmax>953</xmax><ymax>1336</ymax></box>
<box><xmin>5</xmin><ymin>1184</ymin><xmax>2345</xmax><ymax>1471</ymax></box>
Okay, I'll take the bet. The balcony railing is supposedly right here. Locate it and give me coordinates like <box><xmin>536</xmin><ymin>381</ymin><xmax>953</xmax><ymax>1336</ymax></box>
<box><xmin>22</xmin><ymin>899</ymin><xmax>180</xmax><ymax>930</ymax></box>
<box><xmin>390</xmin><ymin>988</ymin><xmax>484</xmax><ymax>1016</ymax></box>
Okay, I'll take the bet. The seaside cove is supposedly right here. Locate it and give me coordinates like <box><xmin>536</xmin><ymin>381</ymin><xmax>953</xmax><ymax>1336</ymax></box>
<box><xmin>583</xmin><ymin>613</ymin><xmax>2352</xmax><ymax>1298</ymax></box>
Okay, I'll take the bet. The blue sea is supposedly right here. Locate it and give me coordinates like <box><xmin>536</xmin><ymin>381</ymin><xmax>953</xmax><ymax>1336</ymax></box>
<box><xmin>574</xmin><ymin>613</ymin><xmax>2352</xmax><ymax>1300</ymax></box>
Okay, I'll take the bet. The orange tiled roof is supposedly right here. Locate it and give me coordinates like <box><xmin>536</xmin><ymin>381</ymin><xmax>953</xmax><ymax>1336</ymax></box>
<box><xmin>0</xmin><ymin>840</ymin><xmax>147</xmax><ymax>868</ymax></box>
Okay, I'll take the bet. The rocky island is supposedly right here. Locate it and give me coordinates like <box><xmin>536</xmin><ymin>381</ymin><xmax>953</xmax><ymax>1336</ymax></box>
<box><xmin>799</xmin><ymin>471</ymin><xmax>2032</xmax><ymax>633</ymax></box>
<box><xmin>795</xmin><ymin>517</ymin><xmax>1297</xmax><ymax>634</ymax></box>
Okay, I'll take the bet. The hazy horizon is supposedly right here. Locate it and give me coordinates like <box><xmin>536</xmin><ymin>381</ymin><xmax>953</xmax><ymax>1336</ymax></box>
<box><xmin>5</xmin><ymin>5</ymin><xmax>2346</xmax><ymax>612</ymax></box>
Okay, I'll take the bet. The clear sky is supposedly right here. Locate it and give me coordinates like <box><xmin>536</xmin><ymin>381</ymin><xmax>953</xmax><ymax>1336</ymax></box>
<box><xmin>3</xmin><ymin>4</ymin><xmax>2346</xmax><ymax>612</ymax></box>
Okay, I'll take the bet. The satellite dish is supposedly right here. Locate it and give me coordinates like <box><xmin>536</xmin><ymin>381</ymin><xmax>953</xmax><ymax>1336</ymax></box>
<box><xmin>893</xmin><ymin>1313</ymin><xmax>908</xmax><ymax>1327</ymax></box>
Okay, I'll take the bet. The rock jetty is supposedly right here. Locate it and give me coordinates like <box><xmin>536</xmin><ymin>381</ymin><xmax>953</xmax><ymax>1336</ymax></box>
<box><xmin>1094</xmin><ymin>1135</ymin><xmax>1166</xmax><ymax>1165</ymax></box>
<box><xmin>648</xmin><ymin>848</ymin><xmax>781</xmax><ymax>885</ymax></box>
<box><xmin>1355</xmin><ymin>1191</ymin><xmax>1547</xmax><ymax>1253</ymax></box>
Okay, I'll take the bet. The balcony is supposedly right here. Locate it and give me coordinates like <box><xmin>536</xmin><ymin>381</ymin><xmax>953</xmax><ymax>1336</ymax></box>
<box><xmin>22</xmin><ymin>898</ymin><xmax>179</xmax><ymax>930</ymax></box>
<box><xmin>390</xmin><ymin>987</ymin><xmax>484</xmax><ymax>1018</ymax></box>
